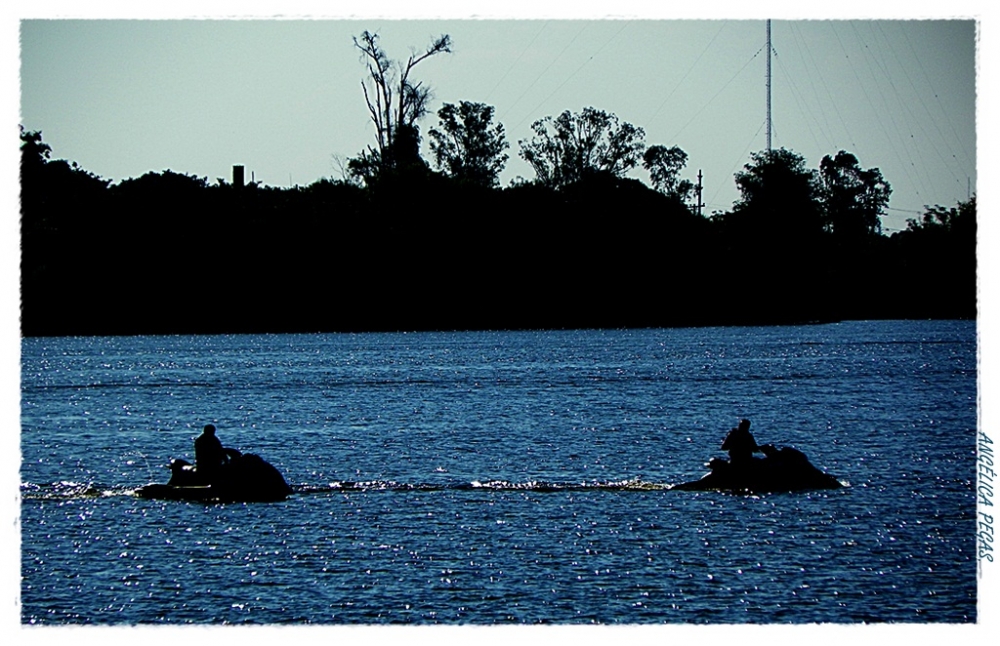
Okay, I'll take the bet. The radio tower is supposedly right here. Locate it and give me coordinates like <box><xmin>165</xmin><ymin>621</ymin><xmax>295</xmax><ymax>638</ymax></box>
<box><xmin>766</xmin><ymin>19</ymin><xmax>772</xmax><ymax>151</ymax></box>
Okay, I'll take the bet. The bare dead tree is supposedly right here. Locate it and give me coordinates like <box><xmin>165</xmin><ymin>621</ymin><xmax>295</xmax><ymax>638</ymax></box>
<box><xmin>352</xmin><ymin>30</ymin><xmax>452</xmax><ymax>168</ymax></box>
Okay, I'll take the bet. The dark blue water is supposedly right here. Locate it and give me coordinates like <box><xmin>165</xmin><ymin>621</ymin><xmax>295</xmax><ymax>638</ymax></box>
<box><xmin>20</xmin><ymin>321</ymin><xmax>978</xmax><ymax>623</ymax></box>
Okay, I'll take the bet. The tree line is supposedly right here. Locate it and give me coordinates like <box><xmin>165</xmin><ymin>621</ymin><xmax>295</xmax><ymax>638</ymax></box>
<box><xmin>19</xmin><ymin>32</ymin><xmax>976</xmax><ymax>336</ymax></box>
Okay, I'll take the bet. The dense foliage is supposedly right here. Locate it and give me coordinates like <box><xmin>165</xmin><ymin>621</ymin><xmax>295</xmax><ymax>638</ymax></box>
<box><xmin>518</xmin><ymin>107</ymin><xmax>646</xmax><ymax>189</ymax></box>
<box><xmin>19</xmin><ymin>126</ymin><xmax>975</xmax><ymax>336</ymax></box>
<box><xmin>18</xmin><ymin>31</ymin><xmax>976</xmax><ymax>335</ymax></box>
<box><xmin>429</xmin><ymin>101</ymin><xmax>509</xmax><ymax>188</ymax></box>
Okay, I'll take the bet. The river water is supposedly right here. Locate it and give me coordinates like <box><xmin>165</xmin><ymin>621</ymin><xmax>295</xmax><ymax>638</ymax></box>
<box><xmin>19</xmin><ymin>320</ymin><xmax>978</xmax><ymax>624</ymax></box>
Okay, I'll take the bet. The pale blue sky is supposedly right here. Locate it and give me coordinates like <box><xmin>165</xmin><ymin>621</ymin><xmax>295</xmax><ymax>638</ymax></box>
<box><xmin>17</xmin><ymin>9</ymin><xmax>978</xmax><ymax>233</ymax></box>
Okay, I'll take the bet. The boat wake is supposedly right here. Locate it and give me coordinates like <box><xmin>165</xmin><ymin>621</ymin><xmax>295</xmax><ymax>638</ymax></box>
<box><xmin>295</xmin><ymin>478</ymin><xmax>672</xmax><ymax>495</ymax></box>
<box><xmin>22</xmin><ymin>476</ymin><xmax>847</xmax><ymax>502</ymax></box>
<box><xmin>21</xmin><ymin>478</ymin><xmax>673</xmax><ymax>501</ymax></box>
<box><xmin>20</xmin><ymin>481</ymin><xmax>142</xmax><ymax>501</ymax></box>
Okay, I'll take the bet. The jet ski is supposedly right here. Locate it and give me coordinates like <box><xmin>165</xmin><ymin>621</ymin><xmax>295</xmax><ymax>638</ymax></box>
<box><xmin>672</xmin><ymin>444</ymin><xmax>844</xmax><ymax>493</ymax></box>
<box><xmin>137</xmin><ymin>449</ymin><xmax>293</xmax><ymax>502</ymax></box>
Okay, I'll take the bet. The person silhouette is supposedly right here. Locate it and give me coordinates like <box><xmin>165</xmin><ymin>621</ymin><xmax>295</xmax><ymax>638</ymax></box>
<box><xmin>721</xmin><ymin>418</ymin><xmax>760</xmax><ymax>466</ymax></box>
<box><xmin>194</xmin><ymin>424</ymin><xmax>226</xmax><ymax>482</ymax></box>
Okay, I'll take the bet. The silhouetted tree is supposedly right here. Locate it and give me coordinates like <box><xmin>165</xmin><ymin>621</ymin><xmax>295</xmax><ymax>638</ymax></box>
<box><xmin>819</xmin><ymin>150</ymin><xmax>891</xmax><ymax>239</ymax></box>
<box><xmin>518</xmin><ymin>107</ymin><xmax>645</xmax><ymax>189</ymax></box>
<box><xmin>642</xmin><ymin>144</ymin><xmax>694</xmax><ymax>203</ymax></box>
<box><xmin>709</xmin><ymin>148</ymin><xmax>828</xmax><ymax>323</ymax></box>
<box><xmin>18</xmin><ymin>118</ymin><xmax>976</xmax><ymax>334</ymax></box>
<box><xmin>730</xmin><ymin>147</ymin><xmax>823</xmax><ymax>238</ymax></box>
<box><xmin>348</xmin><ymin>122</ymin><xmax>429</xmax><ymax>187</ymax></box>
<box><xmin>20</xmin><ymin>127</ymin><xmax>53</xmax><ymax>236</ymax></box>
<box><xmin>20</xmin><ymin>128</ymin><xmax>117</xmax><ymax>335</ymax></box>
<box><xmin>428</xmin><ymin>101</ymin><xmax>509</xmax><ymax>188</ymax></box>
<box><xmin>903</xmin><ymin>196</ymin><xmax>975</xmax><ymax>236</ymax></box>
<box><xmin>345</xmin><ymin>147</ymin><xmax>382</xmax><ymax>186</ymax></box>
<box><xmin>350</xmin><ymin>30</ymin><xmax>451</xmax><ymax>184</ymax></box>
<box><xmin>20</xmin><ymin>127</ymin><xmax>110</xmax><ymax>235</ymax></box>
<box><xmin>113</xmin><ymin>169</ymin><xmax>210</xmax><ymax>194</ymax></box>
<box><xmin>20</xmin><ymin>126</ymin><xmax>51</xmax><ymax>175</ymax></box>
<box><xmin>886</xmin><ymin>196</ymin><xmax>977</xmax><ymax>319</ymax></box>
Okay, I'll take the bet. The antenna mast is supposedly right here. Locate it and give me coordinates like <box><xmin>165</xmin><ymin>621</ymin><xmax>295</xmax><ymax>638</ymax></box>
<box><xmin>766</xmin><ymin>19</ymin><xmax>772</xmax><ymax>151</ymax></box>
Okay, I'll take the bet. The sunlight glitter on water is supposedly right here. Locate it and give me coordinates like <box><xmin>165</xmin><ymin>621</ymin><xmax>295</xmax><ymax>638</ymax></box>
<box><xmin>20</xmin><ymin>322</ymin><xmax>978</xmax><ymax>623</ymax></box>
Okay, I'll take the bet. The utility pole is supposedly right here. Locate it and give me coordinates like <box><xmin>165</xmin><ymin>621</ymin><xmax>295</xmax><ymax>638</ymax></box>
<box><xmin>696</xmin><ymin>170</ymin><xmax>705</xmax><ymax>217</ymax></box>
<box><xmin>766</xmin><ymin>19</ymin><xmax>772</xmax><ymax>152</ymax></box>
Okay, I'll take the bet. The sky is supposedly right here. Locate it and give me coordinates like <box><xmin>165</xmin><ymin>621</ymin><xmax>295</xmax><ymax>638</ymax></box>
<box><xmin>15</xmin><ymin>5</ymin><xmax>980</xmax><ymax>234</ymax></box>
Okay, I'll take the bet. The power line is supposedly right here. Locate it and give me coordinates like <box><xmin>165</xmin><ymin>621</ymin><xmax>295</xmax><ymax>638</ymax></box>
<box><xmin>645</xmin><ymin>22</ymin><xmax>728</xmax><ymax>127</ymax></box>
<box><xmin>513</xmin><ymin>21</ymin><xmax>632</xmax><ymax>132</ymax></box>
<box><xmin>485</xmin><ymin>21</ymin><xmax>549</xmax><ymax>103</ymax></box>
<box><xmin>499</xmin><ymin>23</ymin><xmax>590</xmax><ymax>128</ymax></box>
<box><xmin>667</xmin><ymin>45</ymin><xmax>763</xmax><ymax>144</ymax></box>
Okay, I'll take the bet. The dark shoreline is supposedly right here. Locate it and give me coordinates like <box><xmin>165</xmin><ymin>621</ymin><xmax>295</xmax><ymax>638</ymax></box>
<box><xmin>20</xmin><ymin>137</ymin><xmax>976</xmax><ymax>338</ymax></box>
<box><xmin>23</xmin><ymin>317</ymin><xmax>983</xmax><ymax>340</ymax></box>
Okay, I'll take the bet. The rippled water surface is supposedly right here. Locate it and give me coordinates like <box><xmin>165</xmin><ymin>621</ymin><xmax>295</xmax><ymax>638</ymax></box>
<box><xmin>20</xmin><ymin>321</ymin><xmax>978</xmax><ymax>623</ymax></box>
